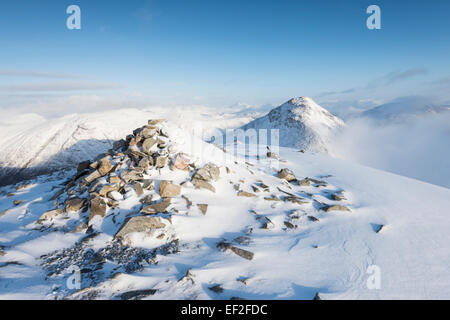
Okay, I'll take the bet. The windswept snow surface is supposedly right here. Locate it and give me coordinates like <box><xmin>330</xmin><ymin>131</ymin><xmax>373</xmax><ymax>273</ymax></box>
<box><xmin>1</xmin><ymin>121</ymin><xmax>449</xmax><ymax>300</ymax></box>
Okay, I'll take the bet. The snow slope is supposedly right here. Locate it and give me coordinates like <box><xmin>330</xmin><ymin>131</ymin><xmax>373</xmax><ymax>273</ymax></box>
<box><xmin>1</xmin><ymin>120</ymin><xmax>449</xmax><ymax>300</ymax></box>
<box><xmin>241</xmin><ymin>97</ymin><xmax>345</xmax><ymax>153</ymax></box>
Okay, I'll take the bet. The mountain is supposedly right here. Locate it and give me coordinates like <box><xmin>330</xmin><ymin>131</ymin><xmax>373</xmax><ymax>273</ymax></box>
<box><xmin>361</xmin><ymin>96</ymin><xmax>450</xmax><ymax>123</ymax></box>
<box><xmin>240</xmin><ymin>97</ymin><xmax>345</xmax><ymax>153</ymax></box>
<box><xmin>0</xmin><ymin>107</ymin><xmax>255</xmax><ymax>186</ymax></box>
<box><xmin>1</xmin><ymin>119</ymin><xmax>450</xmax><ymax>299</ymax></box>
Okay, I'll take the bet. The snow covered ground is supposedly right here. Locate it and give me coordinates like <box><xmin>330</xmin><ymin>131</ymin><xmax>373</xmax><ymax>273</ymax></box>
<box><xmin>1</xmin><ymin>120</ymin><xmax>449</xmax><ymax>299</ymax></box>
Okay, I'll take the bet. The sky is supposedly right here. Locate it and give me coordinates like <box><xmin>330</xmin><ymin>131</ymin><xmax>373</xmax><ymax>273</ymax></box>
<box><xmin>0</xmin><ymin>0</ymin><xmax>450</xmax><ymax>117</ymax></box>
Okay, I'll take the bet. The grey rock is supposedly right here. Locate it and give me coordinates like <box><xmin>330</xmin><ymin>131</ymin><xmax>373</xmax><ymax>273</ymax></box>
<box><xmin>323</xmin><ymin>204</ymin><xmax>351</xmax><ymax>212</ymax></box>
<box><xmin>278</xmin><ymin>168</ymin><xmax>296</xmax><ymax>182</ymax></box>
<box><xmin>89</xmin><ymin>196</ymin><xmax>107</xmax><ymax>221</ymax></box>
<box><xmin>114</xmin><ymin>216</ymin><xmax>166</xmax><ymax>239</ymax></box>
<box><xmin>39</xmin><ymin>208</ymin><xmax>63</xmax><ymax>221</ymax></box>
<box><xmin>142</xmin><ymin>138</ymin><xmax>157</xmax><ymax>154</ymax></box>
<box><xmin>191</xmin><ymin>178</ymin><xmax>216</xmax><ymax>193</ymax></box>
<box><xmin>159</xmin><ymin>181</ymin><xmax>181</xmax><ymax>198</ymax></box>
<box><xmin>197</xmin><ymin>204</ymin><xmax>208</xmax><ymax>215</ymax></box>
<box><xmin>84</xmin><ymin>170</ymin><xmax>101</xmax><ymax>184</ymax></box>
<box><xmin>65</xmin><ymin>198</ymin><xmax>86</xmax><ymax>212</ymax></box>
<box><xmin>141</xmin><ymin>199</ymin><xmax>171</xmax><ymax>215</ymax></box>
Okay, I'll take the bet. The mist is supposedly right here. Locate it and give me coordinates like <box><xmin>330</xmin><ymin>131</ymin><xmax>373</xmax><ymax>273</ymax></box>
<box><xmin>332</xmin><ymin>113</ymin><xmax>450</xmax><ymax>189</ymax></box>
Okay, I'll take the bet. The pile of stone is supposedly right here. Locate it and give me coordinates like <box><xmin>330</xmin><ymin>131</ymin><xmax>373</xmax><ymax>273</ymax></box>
<box><xmin>37</xmin><ymin>119</ymin><xmax>221</xmax><ymax>241</ymax></box>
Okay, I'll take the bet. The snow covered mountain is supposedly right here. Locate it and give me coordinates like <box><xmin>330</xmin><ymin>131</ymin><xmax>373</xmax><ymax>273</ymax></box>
<box><xmin>1</xmin><ymin>119</ymin><xmax>450</xmax><ymax>300</ymax></box>
<box><xmin>0</xmin><ymin>107</ymin><xmax>256</xmax><ymax>186</ymax></box>
<box><xmin>240</xmin><ymin>97</ymin><xmax>345</xmax><ymax>153</ymax></box>
<box><xmin>360</xmin><ymin>96</ymin><xmax>450</xmax><ymax>124</ymax></box>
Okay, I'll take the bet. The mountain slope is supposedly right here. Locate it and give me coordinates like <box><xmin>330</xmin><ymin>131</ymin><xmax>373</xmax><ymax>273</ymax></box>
<box><xmin>0</xmin><ymin>107</ymin><xmax>256</xmax><ymax>186</ymax></box>
<box><xmin>241</xmin><ymin>97</ymin><xmax>345</xmax><ymax>153</ymax></box>
<box><xmin>361</xmin><ymin>96</ymin><xmax>450</xmax><ymax>123</ymax></box>
<box><xmin>1</xmin><ymin>119</ymin><xmax>450</xmax><ymax>299</ymax></box>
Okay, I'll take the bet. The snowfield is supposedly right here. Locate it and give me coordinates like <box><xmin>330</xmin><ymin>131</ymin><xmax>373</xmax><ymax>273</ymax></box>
<box><xmin>0</xmin><ymin>119</ymin><xmax>449</xmax><ymax>300</ymax></box>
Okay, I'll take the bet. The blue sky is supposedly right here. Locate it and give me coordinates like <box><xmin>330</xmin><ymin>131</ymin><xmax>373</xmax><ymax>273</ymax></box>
<box><xmin>0</xmin><ymin>0</ymin><xmax>449</xmax><ymax>116</ymax></box>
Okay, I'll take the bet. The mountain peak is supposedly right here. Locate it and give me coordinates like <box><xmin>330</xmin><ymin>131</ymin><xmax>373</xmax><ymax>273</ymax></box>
<box><xmin>241</xmin><ymin>97</ymin><xmax>345</xmax><ymax>153</ymax></box>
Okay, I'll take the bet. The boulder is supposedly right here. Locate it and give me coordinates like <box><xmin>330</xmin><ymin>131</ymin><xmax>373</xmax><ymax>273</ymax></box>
<box><xmin>266</xmin><ymin>152</ymin><xmax>279</xmax><ymax>159</ymax></box>
<box><xmin>89</xmin><ymin>196</ymin><xmax>107</xmax><ymax>221</ymax></box>
<box><xmin>159</xmin><ymin>181</ymin><xmax>181</xmax><ymax>198</ymax></box>
<box><xmin>109</xmin><ymin>175</ymin><xmax>120</xmax><ymax>184</ymax></box>
<box><xmin>134</xmin><ymin>182</ymin><xmax>144</xmax><ymax>196</ymax></box>
<box><xmin>39</xmin><ymin>208</ymin><xmax>63</xmax><ymax>221</ymax></box>
<box><xmin>278</xmin><ymin>168</ymin><xmax>296</xmax><ymax>182</ymax></box>
<box><xmin>191</xmin><ymin>178</ymin><xmax>216</xmax><ymax>193</ymax></box>
<box><xmin>237</xmin><ymin>191</ymin><xmax>256</xmax><ymax>197</ymax></box>
<box><xmin>98</xmin><ymin>157</ymin><xmax>113</xmax><ymax>176</ymax></box>
<box><xmin>197</xmin><ymin>204</ymin><xmax>208</xmax><ymax>215</ymax></box>
<box><xmin>98</xmin><ymin>184</ymin><xmax>120</xmax><ymax>197</ymax></box>
<box><xmin>84</xmin><ymin>170</ymin><xmax>101</xmax><ymax>184</ymax></box>
<box><xmin>13</xmin><ymin>200</ymin><xmax>25</xmax><ymax>206</ymax></box>
<box><xmin>192</xmin><ymin>163</ymin><xmax>220</xmax><ymax>182</ymax></box>
<box><xmin>141</xmin><ymin>199</ymin><xmax>171</xmax><ymax>215</ymax></box>
<box><xmin>298</xmin><ymin>178</ymin><xmax>311</xmax><ymax>186</ymax></box>
<box><xmin>173</xmin><ymin>153</ymin><xmax>190</xmax><ymax>170</ymax></box>
<box><xmin>155</xmin><ymin>156</ymin><xmax>168</xmax><ymax>169</ymax></box>
<box><xmin>114</xmin><ymin>216</ymin><xmax>165</xmax><ymax>239</ymax></box>
<box><xmin>65</xmin><ymin>198</ymin><xmax>86</xmax><ymax>212</ymax></box>
<box><xmin>142</xmin><ymin>138</ymin><xmax>157</xmax><ymax>154</ymax></box>
<box><xmin>323</xmin><ymin>204</ymin><xmax>351</xmax><ymax>212</ymax></box>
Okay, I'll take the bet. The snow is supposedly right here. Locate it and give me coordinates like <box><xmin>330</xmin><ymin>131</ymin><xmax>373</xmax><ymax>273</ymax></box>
<box><xmin>241</xmin><ymin>97</ymin><xmax>345</xmax><ymax>153</ymax></box>
<box><xmin>1</xmin><ymin>120</ymin><xmax>449</xmax><ymax>299</ymax></box>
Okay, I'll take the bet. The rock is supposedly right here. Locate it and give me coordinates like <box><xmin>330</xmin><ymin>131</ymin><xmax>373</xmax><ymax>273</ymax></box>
<box><xmin>140</xmin><ymin>194</ymin><xmax>154</xmax><ymax>204</ymax></box>
<box><xmin>89</xmin><ymin>196</ymin><xmax>107</xmax><ymax>221</ymax></box>
<box><xmin>39</xmin><ymin>208</ymin><xmax>63</xmax><ymax>221</ymax></box>
<box><xmin>84</xmin><ymin>170</ymin><xmax>101</xmax><ymax>184</ymax></box>
<box><xmin>237</xmin><ymin>191</ymin><xmax>256</xmax><ymax>197</ymax></box>
<box><xmin>141</xmin><ymin>127</ymin><xmax>158</xmax><ymax>138</ymax></box>
<box><xmin>74</xmin><ymin>221</ymin><xmax>88</xmax><ymax>233</ymax></box>
<box><xmin>142</xmin><ymin>138</ymin><xmax>157</xmax><ymax>154</ymax></box>
<box><xmin>114</xmin><ymin>216</ymin><xmax>165</xmax><ymax>239</ymax></box>
<box><xmin>308</xmin><ymin>216</ymin><xmax>319</xmax><ymax>222</ymax></box>
<box><xmin>98</xmin><ymin>157</ymin><xmax>113</xmax><ymax>176</ymax></box>
<box><xmin>255</xmin><ymin>215</ymin><xmax>274</xmax><ymax>229</ymax></box>
<box><xmin>134</xmin><ymin>182</ymin><xmax>144</xmax><ymax>196</ymax></box>
<box><xmin>141</xmin><ymin>199</ymin><xmax>171</xmax><ymax>215</ymax></box>
<box><xmin>197</xmin><ymin>204</ymin><xmax>208</xmax><ymax>215</ymax></box>
<box><xmin>118</xmin><ymin>289</ymin><xmax>157</xmax><ymax>300</ymax></box>
<box><xmin>234</xmin><ymin>236</ymin><xmax>251</xmax><ymax>245</ymax></box>
<box><xmin>192</xmin><ymin>163</ymin><xmax>220</xmax><ymax>182</ymax></box>
<box><xmin>217</xmin><ymin>242</ymin><xmax>254</xmax><ymax>260</ymax></box>
<box><xmin>13</xmin><ymin>200</ymin><xmax>25</xmax><ymax>206</ymax></box>
<box><xmin>120</xmin><ymin>170</ymin><xmax>143</xmax><ymax>183</ymax></box>
<box><xmin>323</xmin><ymin>204</ymin><xmax>351</xmax><ymax>212</ymax></box>
<box><xmin>266</xmin><ymin>152</ymin><xmax>279</xmax><ymax>159</ymax></box>
<box><xmin>208</xmin><ymin>285</ymin><xmax>224</xmax><ymax>293</ymax></box>
<box><xmin>264</xmin><ymin>195</ymin><xmax>281</xmax><ymax>201</ymax></box>
<box><xmin>331</xmin><ymin>192</ymin><xmax>346</xmax><ymax>201</ymax></box>
<box><xmin>155</xmin><ymin>156</ymin><xmax>168</xmax><ymax>169</ymax></box>
<box><xmin>159</xmin><ymin>181</ymin><xmax>181</xmax><ymax>198</ymax></box>
<box><xmin>138</xmin><ymin>157</ymin><xmax>151</xmax><ymax>170</ymax></box>
<box><xmin>15</xmin><ymin>184</ymin><xmax>32</xmax><ymax>191</ymax></box>
<box><xmin>98</xmin><ymin>184</ymin><xmax>120</xmax><ymax>197</ymax></box>
<box><xmin>191</xmin><ymin>178</ymin><xmax>216</xmax><ymax>193</ymax></box>
<box><xmin>109</xmin><ymin>175</ymin><xmax>120</xmax><ymax>184</ymax></box>
<box><xmin>173</xmin><ymin>153</ymin><xmax>190</xmax><ymax>170</ymax></box>
<box><xmin>308</xmin><ymin>178</ymin><xmax>328</xmax><ymax>187</ymax></box>
<box><xmin>284</xmin><ymin>196</ymin><xmax>308</xmax><ymax>205</ymax></box>
<box><xmin>313</xmin><ymin>292</ymin><xmax>321</xmax><ymax>300</ymax></box>
<box><xmin>278</xmin><ymin>168</ymin><xmax>296</xmax><ymax>182</ymax></box>
<box><xmin>148</xmin><ymin>119</ymin><xmax>164</xmax><ymax>125</ymax></box>
<box><xmin>77</xmin><ymin>160</ymin><xmax>91</xmax><ymax>172</ymax></box>
<box><xmin>65</xmin><ymin>198</ymin><xmax>86</xmax><ymax>212</ymax></box>
<box><xmin>284</xmin><ymin>221</ymin><xmax>295</xmax><ymax>229</ymax></box>
<box><xmin>142</xmin><ymin>179</ymin><xmax>155</xmax><ymax>190</ymax></box>
<box><xmin>182</xmin><ymin>195</ymin><xmax>192</xmax><ymax>209</ymax></box>
<box><xmin>298</xmin><ymin>178</ymin><xmax>311</xmax><ymax>186</ymax></box>
<box><xmin>89</xmin><ymin>161</ymin><xmax>99</xmax><ymax>169</ymax></box>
